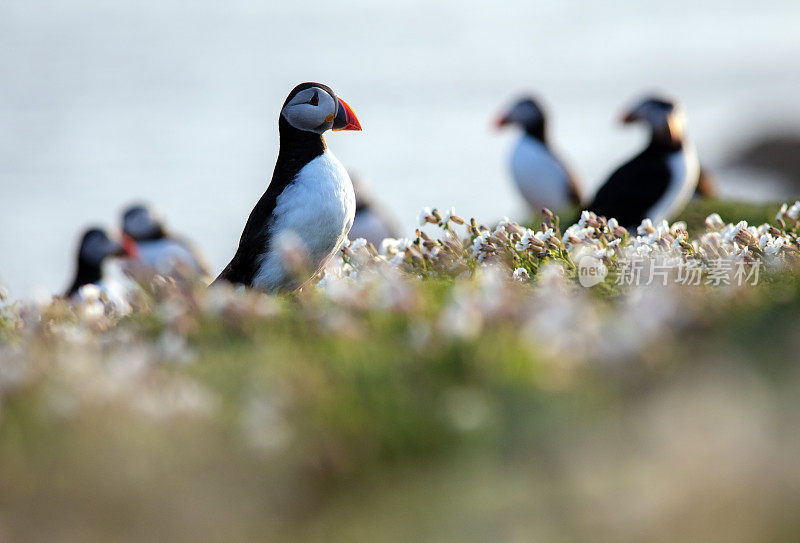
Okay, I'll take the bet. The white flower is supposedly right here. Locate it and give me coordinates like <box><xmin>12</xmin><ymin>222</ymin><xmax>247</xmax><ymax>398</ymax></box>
<box><xmin>442</xmin><ymin>207</ymin><xmax>456</xmax><ymax>223</ymax></box>
<box><xmin>705</xmin><ymin>213</ymin><xmax>724</xmax><ymax>230</ymax></box>
<box><xmin>788</xmin><ymin>201</ymin><xmax>800</xmax><ymax>220</ymax></box>
<box><xmin>515</xmin><ymin>229</ymin><xmax>535</xmax><ymax>251</ymax></box>
<box><xmin>758</xmin><ymin>233</ymin><xmax>771</xmax><ymax>251</ymax></box>
<box><xmin>672</xmin><ymin>233</ymin><xmax>685</xmax><ymax>249</ymax></box>
<box><xmin>607</xmin><ymin>218</ymin><xmax>619</xmax><ymax>231</ymax></box>
<box><xmin>78</xmin><ymin>284</ymin><xmax>101</xmax><ymax>302</ymax></box>
<box><xmin>389</xmin><ymin>252</ymin><xmax>406</xmax><ymax>267</ymax></box>
<box><xmin>735</xmin><ymin>244</ymin><xmax>750</xmax><ymax>258</ymax></box>
<box><xmin>471</xmin><ymin>231</ymin><xmax>491</xmax><ymax>259</ymax></box>
<box><xmin>670</xmin><ymin>221</ymin><xmax>687</xmax><ymax>235</ymax></box>
<box><xmin>777</xmin><ymin>203</ymin><xmax>788</xmax><ymax>221</ymax></box>
<box><xmin>593</xmin><ymin>248</ymin><xmax>608</xmax><ymax>259</ymax></box>
<box><xmin>417</xmin><ymin>207</ymin><xmax>432</xmax><ymax>226</ymax></box>
<box><xmin>637</xmin><ymin>218</ymin><xmax>654</xmax><ymax>235</ymax></box>
<box><xmin>537</xmin><ymin>228</ymin><xmax>554</xmax><ymax>243</ymax></box>
<box><xmin>512</xmin><ymin>267</ymin><xmax>530</xmax><ymax>281</ymax></box>
<box><xmin>721</xmin><ymin>220</ymin><xmax>748</xmax><ymax>242</ymax></box>
<box><xmin>763</xmin><ymin>236</ymin><xmax>786</xmax><ymax>256</ymax></box>
<box><xmin>607</xmin><ymin>238</ymin><xmax>621</xmax><ymax>247</ymax></box>
<box><xmin>578</xmin><ymin>210</ymin><xmax>592</xmax><ymax>228</ymax></box>
<box><xmin>380</xmin><ymin>237</ymin><xmax>412</xmax><ymax>256</ymax></box>
<box><xmin>562</xmin><ymin>224</ymin><xmax>580</xmax><ymax>243</ymax></box>
<box><xmin>349</xmin><ymin>238</ymin><xmax>367</xmax><ymax>251</ymax></box>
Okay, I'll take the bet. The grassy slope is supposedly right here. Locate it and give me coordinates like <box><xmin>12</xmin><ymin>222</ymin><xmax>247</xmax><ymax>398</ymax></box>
<box><xmin>1</xmin><ymin>199</ymin><xmax>800</xmax><ymax>541</ymax></box>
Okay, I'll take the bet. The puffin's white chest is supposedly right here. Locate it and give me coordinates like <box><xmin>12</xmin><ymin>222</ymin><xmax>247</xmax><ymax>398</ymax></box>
<box><xmin>137</xmin><ymin>238</ymin><xmax>198</xmax><ymax>274</ymax></box>
<box><xmin>646</xmin><ymin>144</ymin><xmax>700</xmax><ymax>223</ymax></box>
<box><xmin>253</xmin><ymin>150</ymin><xmax>355</xmax><ymax>291</ymax></box>
<box><xmin>510</xmin><ymin>136</ymin><xmax>571</xmax><ymax>211</ymax></box>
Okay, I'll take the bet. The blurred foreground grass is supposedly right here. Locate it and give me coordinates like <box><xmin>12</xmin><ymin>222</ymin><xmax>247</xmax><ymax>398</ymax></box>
<box><xmin>1</xmin><ymin>199</ymin><xmax>800</xmax><ymax>542</ymax></box>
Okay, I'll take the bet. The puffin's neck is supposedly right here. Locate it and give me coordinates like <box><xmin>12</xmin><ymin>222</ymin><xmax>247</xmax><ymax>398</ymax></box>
<box><xmin>133</xmin><ymin>226</ymin><xmax>167</xmax><ymax>242</ymax></box>
<box><xmin>66</xmin><ymin>258</ymin><xmax>102</xmax><ymax>297</ymax></box>
<box><xmin>276</xmin><ymin>117</ymin><xmax>327</xmax><ymax>174</ymax></box>
<box><xmin>646</xmin><ymin>131</ymin><xmax>683</xmax><ymax>154</ymax></box>
<box><xmin>523</xmin><ymin>119</ymin><xmax>547</xmax><ymax>145</ymax></box>
<box><xmin>355</xmin><ymin>199</ymin><xmax>370</xmax><ymax>214</ymax></box>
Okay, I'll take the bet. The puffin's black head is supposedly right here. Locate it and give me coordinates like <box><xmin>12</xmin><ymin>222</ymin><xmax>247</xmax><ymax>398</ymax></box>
<box><xmin>122</xmin><ymin>203</ymin><xmax>166</xmax><ymax>242</ymax></box>
<box><xmin>78</xmin><ymin>228</ymin><xmax>128</xmax><ymax>268</ymax></box>
<box><xmin>621</xmin><ymin>95</ymin><xmax>686</xmax><ymax>147</ymax></box>
<box><xmin>280</xmin><ymin>82</ymin><xmax>361</xmax><ymax>134</ymax></box>
<box><xmin>495</xmin><ymin>96</ymin><xmax>547</xmax><ymax>142</ymax></box>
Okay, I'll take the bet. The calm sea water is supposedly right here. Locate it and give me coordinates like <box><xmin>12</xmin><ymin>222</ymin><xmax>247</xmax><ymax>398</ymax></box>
<box><xmin>1</xmin><ymin>0</ymin><xmax>799</xmax><ymax>296</ymax></box>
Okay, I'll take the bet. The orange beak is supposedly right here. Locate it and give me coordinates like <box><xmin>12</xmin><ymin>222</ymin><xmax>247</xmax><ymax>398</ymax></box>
<box><xmin>494</xmin><ymin>114</ymin><xmax>510</xmax><ymax>129</ymax></box>
<box><xmin>621</xmin><ymin>110</ymin><xmax>638</xmax><ymax>124</ymax></box>
<box><xmin>122</xmin><ymin>234</ymin><xmax>140</xmax><ymax>259</ymax></box>
<box><xmin>332</xmin><ymin>97</ymin><xmax>362</xmax><ymax>131</ymax></box>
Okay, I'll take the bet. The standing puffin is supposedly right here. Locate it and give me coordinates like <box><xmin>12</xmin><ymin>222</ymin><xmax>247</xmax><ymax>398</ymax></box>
<box><xmin>64</xmin><ymin>227</ymin><xmax>129</xmax><ymax>298</ymax></box>
<box><xmin>496</xmin><ymin>96</ymin><xmax>580</xmax><ymax>212</ymax></box>
<box><xmin>121</xmin><ymin>203</ymin><xmax>209</xmax><ymax>277</ymax></box>
<box><xmin>214</xmin><ymin>82</ymin><xmax>361</xmax><ymax>292</ymax></box>
<box><xmin>589</xmin><ymin>96</ymin><xmax>700</xmax><ymax>228</ymax></box>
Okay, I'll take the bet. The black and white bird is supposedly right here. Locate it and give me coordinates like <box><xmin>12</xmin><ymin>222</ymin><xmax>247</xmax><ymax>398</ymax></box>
<box><xmin>64</xmin><ymin>227</ymin><xmax>129</xmax><ymax>298</ymax></box>
<box><xmin>348</xmin><ymin>174</ymin><xmax>400</xmax><ymax>247</ymax></box>
<box><xmin>215</xmin><ymin>82</ymin><xmax>362</xmax><ymax>292</ymax></box>
<box><xmin>121</xmin><ymin>203</ymin><xmax>209</xmax><ymax>277</ymax></box>
<box><xmin>589</xmin><ymin>96</ymin><xmax>700</xmax><ymax>229</ymax></box>
<box><xmin>496</xmin><ymin>96</ymin><xmax>580</xmax><ymax>212</ymax></box>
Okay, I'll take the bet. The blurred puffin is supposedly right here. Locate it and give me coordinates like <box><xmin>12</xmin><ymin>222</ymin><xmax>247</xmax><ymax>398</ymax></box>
<box><xmin>215</xmin><ymin>82</ymin><xmax>361</xmax><ymax>292</ymax></box>
<box><xmin>589</xmin><ymin>95</ymin><xmax>700</xmax><ymax>228</ymax></box>
<box><xmin>496</xmin><ymin>96</ymin><xmax>581</xmax><ymax>212</ymax></box>
<box><xmin>348</xmin><ymin>174</ymin><xmax>400</xmax><ymax>246</ymax></box>
<box><xmin>121</xmin><ymin>203</ymin><xmax>209</xmax><ymax>277</ymax></box>
<box><xmin>64</xmin><ymin>227</ymin><xmax>129</xmax><ymax>298</ymax></box>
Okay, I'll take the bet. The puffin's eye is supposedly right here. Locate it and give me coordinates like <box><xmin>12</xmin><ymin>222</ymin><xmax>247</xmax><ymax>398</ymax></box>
<box><xmin>308</xmin><ymin>91</ymin><xmax>319</xmax><ymax>106</ymax></box>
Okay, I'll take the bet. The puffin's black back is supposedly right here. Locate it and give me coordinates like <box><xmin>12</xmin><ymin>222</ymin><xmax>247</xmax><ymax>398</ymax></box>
<box><xmin>589</xmin><ymin>144</ymin><xmax>673</xmax><ymax>228</ymax></box>
<box><xmin>215</xmin><ymin>83</ymin><xmax>330</xmax><ymax>286</ymax></box>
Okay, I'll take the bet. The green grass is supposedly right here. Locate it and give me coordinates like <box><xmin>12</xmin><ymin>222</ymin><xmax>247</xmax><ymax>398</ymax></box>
<box><xmin>680</xmin><ymin>197</ymin><xmax>784</xmax><ymax>233</ymax></box>
<box><xmin>1</xmin><ymin>198</ymin><xmax>800</xmax><ymax>541</ymax></box>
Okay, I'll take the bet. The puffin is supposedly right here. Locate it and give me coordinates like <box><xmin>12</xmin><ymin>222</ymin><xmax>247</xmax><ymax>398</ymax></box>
<box><xmin>589</xmin><ymin>95</ymin><xmax>700</xmax><ymax>229</ymax></box>
<box><xmin>121</xmin><ymin>203</ymin><xmax>209</xmax><ymax>277</ymax></box>
<box><xmin>64</xmin><ymin>227</ymin><xmax>129</xmax><ymax>298</ymax></box>
<box><xmin>214</xmin><ymin>82</ymin><xmax>362</xmax><ymax>292</ymax></box>
<box><xmin>496</xmin><ymin>96</ymin><xmax>581</xmax><ymax>212</ymax></box>
<box><xmin>348</xmin><ymin>174</ymin><xmax>400</xmax><ymax>246</ymax></box>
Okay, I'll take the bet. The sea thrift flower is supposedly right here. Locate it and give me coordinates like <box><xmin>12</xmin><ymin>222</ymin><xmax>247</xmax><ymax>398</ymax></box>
<box><xmin>349</xmin><ymin>238</ymin><xmax>368</xmax><ymax>251</ymax></box>
<box><xmin>637</xmin><ymin>219</ymin><xmax>655</xmax><ymax>235</ymax></box>
<box><xmin>418</xmin><ymin>207</ymin><xmax>434</xmax><ymax>226</ymax></box>
<box><xmin>512</xmin><ymin>268</ymin><xmax>530</xmax><ymax>281</ymax></box>
<box><xmin>705</xmin><ymin>213</ymin><xmax>725</xmax><ymax>231</ymax></box>
<box><xmin>441</xmin><ymin>207</ymin><xmax>457</xmax><ymax>224</ymax></box>
<box><xmin>788</xmin><ymin>201</ymin><xmax>800</xmax><ymax>220</ymax></box>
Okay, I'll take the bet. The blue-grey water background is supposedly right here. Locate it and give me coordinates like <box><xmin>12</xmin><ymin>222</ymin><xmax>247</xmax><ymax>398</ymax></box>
<box><xmin>1</xmin><ymin>0</ymin><xmax>799</xmax><ymax>296</ymax></box>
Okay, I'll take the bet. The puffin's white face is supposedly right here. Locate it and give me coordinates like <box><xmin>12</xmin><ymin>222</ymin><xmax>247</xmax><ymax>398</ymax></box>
<box><xmin>281</xmin><ymin>87</ymin><xmax>339</xmax><ymax>134</ymax></box>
